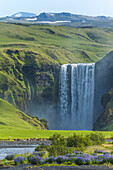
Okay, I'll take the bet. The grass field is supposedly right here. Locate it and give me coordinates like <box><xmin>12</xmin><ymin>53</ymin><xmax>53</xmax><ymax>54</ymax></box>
<box><xmin>0</xmin><ymin>129</ymin><xmax>113</xmax><ymax>140</ymax></box>
<box><xmin>0</xmin><ymin>22</ymin><xmax>113</xmax><ymax>63</ymax></box>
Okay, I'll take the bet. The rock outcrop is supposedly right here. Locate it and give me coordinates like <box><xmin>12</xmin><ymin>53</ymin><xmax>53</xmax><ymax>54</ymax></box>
<box><xmin>94</xmin><ymin>51</ymin><xmax>113</xmax><ymax>124</ymax></box>
<box><xmin>93</xmin><ymin>87</ymin><xmax>113</xmax><ymax>130</ymax></box>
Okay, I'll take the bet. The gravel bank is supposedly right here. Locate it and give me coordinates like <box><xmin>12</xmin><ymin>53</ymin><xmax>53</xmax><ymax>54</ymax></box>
<box><xmin>0</xmin><ymin>165</ymin><xmax>113</xmax><ymax>170</ymax></box>
<box><xmin>0</xmin><ymin>140</ymin><xmax>50</xmax><ymax>148</ymax></box>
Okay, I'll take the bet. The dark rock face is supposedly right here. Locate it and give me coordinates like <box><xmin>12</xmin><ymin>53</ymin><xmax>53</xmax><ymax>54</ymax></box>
<box><xmin>93</xmin><ymin>88</ymin><xmax>113</xmax><ymax>130</ymax></box>
<box><xmin>94</xmin><ymin>51</ymin><xmax>113</xmax><ymax>125</ymax></box>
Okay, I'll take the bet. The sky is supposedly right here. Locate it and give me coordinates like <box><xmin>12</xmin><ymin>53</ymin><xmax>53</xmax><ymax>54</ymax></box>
<box><xmin>1</xmin><ymin>0</ymin><xmax>113</xmax><ymax>17</ymax></box>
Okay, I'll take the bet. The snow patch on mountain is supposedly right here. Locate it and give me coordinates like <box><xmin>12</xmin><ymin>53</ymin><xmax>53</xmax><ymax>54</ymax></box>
<box><xmin>36</xmin><ymin>20</ymin><xmax>71</xmax><ymax>24</ymax></box>
<box><xmin>11</xmin><ymin>12</ymin><xmax>36</xmax><ymax>18</ymax></box>
<box><xmin>26</xmin><ymin>18</ymin><xmax>37</xmax><ymax>21</ymax></box>
<box><xmin>15</xmin><ymin>13</ymin><xmax>22</xmax><ymax>17</ymax></box>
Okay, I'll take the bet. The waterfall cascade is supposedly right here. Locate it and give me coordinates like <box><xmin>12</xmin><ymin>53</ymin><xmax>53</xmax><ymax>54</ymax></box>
<box><xmin>59</xmin><ymin>63</ymin><xmax>95</xmax><ymax>130</ymax></box>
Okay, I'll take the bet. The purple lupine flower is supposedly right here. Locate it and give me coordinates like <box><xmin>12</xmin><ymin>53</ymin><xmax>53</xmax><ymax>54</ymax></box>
<box><xmin>104</xmin><ymin>151</ymin><xmax>110</xmax><ymax>155</ymax></box>
<box><xmin>94</xmin><ymin>150</ymin><xmax>105</xmax><ymax>154</ymax></box>
<box><xmin>92</xmin><ymin>153</ymin><xmax>97</xmax><ymax>156</ymax></box>
<box><xmin>45</xmin><ymin>156</ymin><xmax>55</xmax><ymax>163</ymax></box>
<box><xmin>45</xmin><ymin>143</ymin><xmax>50</xmax><ymax>146</ymax></box>
<box><xmin>5</xmin><ymin>155</ymin><xmax>15</xmax><ymax>160</ymax></box>
<box><xmin>74</xmin><ymin>151</ymin><xmax>83</xmax><ymax>154</ymax></box>
<box><xmin>14</xmin><ymin>156</ymin><xmax>26</xmax><ymax>165</ymax></box>
<box><xmin>55</xmin><ymin>156</ymin><xmax>68</xmax><ymax>164</ymax></box>
<box><xmin>66</xmin><ymin>153</ymin><xmax>76</xmax><ymax>157</ymax></box>
<box><xmin>32</xmin><ymin>151</ymin><xmax>46</xmax><ymax>157</ymax></box>
<box><xmin>83</xmin><ymin>154</ymin><xmax>91</xmax><ymax>158</ymax></box>
<box><xmin>28</xmin><ymin>155</ymin><xmax>43</xmax><ymax>165</ymax></box>
<box><xmin>85</xmin><ymin>158</ymin><xmax>92</xmax><ymax>165</ymax></box>
<box><xmin>75</xmin><ymin>157</ymin><xmax>85</xmax><ymax>165</ymax></box>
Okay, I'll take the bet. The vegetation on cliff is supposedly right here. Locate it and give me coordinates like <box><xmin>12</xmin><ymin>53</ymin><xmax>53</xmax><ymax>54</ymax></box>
<box><xmin>0</xmin><ymin>98</ymin><xmax>46</xmax><ymax>131</ymax></box>
<box><xmin>93</xmin><ymin>88</ymin><xmax>113</xmax><ymax>131</ymax></box>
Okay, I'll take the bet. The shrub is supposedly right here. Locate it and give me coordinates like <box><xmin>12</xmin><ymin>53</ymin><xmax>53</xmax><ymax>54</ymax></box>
<box><xmin>85</xmin><ymin>158</ymin><xmax>92</xmax><ymax>165</ymax></box>
<box><xmin>28</xmin><ymin>155</ymin><xmax>43</xmax><ymax>165</ymax></box>
<box><xmin>5</xmin><ymin>155</ymin><xmax>15</xmax><ymax>160</ymax></box>
<box><xmin>86</xmin><ymin>133</ymin><xmax>105</xmax><ymax>145</ymax></box>
<box><xmin>55</xmin><ymin>156</ymin><xmax>68</xmax><ymax>164</ymax></box>
<box><xmin>45</xmin><ymin>157</ymin><xmax>55</xmax><ymax>163</ymax></box>
<box><xmin>74</xmin><ymin>151</ymin><xmax>83</xmax><ymax>154</ymax></box>
<box><xmin>49</xmin><ymin>133</ymin><xmax>67</xmax><ymax>146</ymax></box>
<box><xmin>32</xmin><ymin>151</ymin><xmax>46</xmax><ymax>157</ymax></box>
<box><xmin>94</xmin><ymin>150</ymin><xmax>105</xmax><ymax>154</ymax></box>
<box><xmin>14</xmin><ymin>156</ymin><xmax>26</xmax><ymax>165</ymax></box>
<box><xmin>67</xmin><ymin>133</ymin><xmax>92</xmax><ymax>147</ymax></box>
<box><xmin>66</xmin><ymin>153</ymin><xmax>76</xmax><ymax>157</ymax></box>
<box><xmin>35</xmin><ymin>143</ymin><xmax>49</xmax><ymax>151</ymax></box>
<box><xmin>49</xmin><ymin>133</ymin><xmax>67</xmax><ymax>157</ymax></box>
<box><xmin>109</xmin><ymin>157</ymin><xmax>113</xmax><ymax>164</ymax></box>
<box><xmin>48</xmin><ymin>145</ymin><xmax>68</xmax><ymax>157</ymax></box>
<box><xmin>75</xmin><ymin>157</ymin><xmax>85</xmax><ymax>165</ymax></box>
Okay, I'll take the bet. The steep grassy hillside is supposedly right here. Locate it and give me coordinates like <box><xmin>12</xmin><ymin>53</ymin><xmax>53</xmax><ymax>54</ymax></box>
<box><xmin>1</xmin><ymin>23</ymin><xmax>113</xmax><ymax>128</ymax></box>
<box><xmin>0</xmin><ymin>98</ymin><xmax>46</xmax><ymax>130</ymax></box>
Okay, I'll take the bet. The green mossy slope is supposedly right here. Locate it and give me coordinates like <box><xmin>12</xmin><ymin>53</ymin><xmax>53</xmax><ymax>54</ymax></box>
<box><xmin>0</xmin><ymin>98</ymin><xmax>46</xmax><ymax>130</ymax></box>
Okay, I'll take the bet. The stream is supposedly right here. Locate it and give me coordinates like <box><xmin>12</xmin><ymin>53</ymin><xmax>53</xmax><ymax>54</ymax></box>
<box><xmin>0</xmin><ymin>145</ymin><xmax>37</xmax><ymax>160</ymax></box>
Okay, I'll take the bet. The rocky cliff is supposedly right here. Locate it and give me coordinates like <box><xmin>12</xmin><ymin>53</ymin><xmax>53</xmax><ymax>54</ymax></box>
<box><xmin>93</xmin><ymin>51</ymin><xmax>113</xmax><ymax>130</ymax></box>
<box><xmin>93</xmin><ymin>87</ymin><xmax>113</xmax><ymax>130</ymax></box>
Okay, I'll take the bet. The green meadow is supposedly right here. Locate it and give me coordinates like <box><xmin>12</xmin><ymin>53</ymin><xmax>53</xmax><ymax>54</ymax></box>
<box><xmin>0</xmin><ymin>22</ymin><xmax>113</xmax><ymax>64</ymax></box>
<box><xmin>0</xmin><ymin>129</ymin><xmax>113</xmax><ymax>140</ymax></box>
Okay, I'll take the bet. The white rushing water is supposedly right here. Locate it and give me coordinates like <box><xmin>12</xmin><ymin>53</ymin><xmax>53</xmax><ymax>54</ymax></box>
<box><xmin>59</xmin><ymin>63</ymin><xmax>95</xmax><ymax>130</ymax></box>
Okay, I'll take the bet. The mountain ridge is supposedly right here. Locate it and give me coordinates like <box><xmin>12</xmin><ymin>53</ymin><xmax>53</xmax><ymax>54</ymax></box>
<box><xmin>1</xmin><ymin>12</ymin><xmax>113</xmax><ymax>28</ymax></box>
<box><xmin>11</xmin><ymin>12</ymin><xmax>36</xmax><ymax>18</ymax></box>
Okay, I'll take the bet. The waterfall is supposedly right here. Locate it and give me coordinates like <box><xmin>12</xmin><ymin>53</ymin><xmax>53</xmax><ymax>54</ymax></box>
<box><xmin>59</xmin><ymin>63</ymin><xmax>95</xmax><ymax>130</ymax></box>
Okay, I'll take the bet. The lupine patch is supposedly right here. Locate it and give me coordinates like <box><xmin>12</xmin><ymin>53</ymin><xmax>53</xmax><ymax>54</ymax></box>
<box><xmin>14</xmin><ymin>156</ymin><xmax>26</xmax><ymax>165</ymax></box>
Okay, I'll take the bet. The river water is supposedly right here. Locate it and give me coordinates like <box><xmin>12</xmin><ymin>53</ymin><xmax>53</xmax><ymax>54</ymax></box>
<box><xmin>0</xmin><ymin>146</ymin><xmax>37</xmax><ymax>160</ymax></box>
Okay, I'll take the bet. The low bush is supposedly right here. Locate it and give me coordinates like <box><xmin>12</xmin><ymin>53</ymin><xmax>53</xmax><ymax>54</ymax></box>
<box><xmin>55</xmin><ymin>156</ymin><xmax>68</xmax><ymax>164</ymax></box>
<box><xmin>5</xmin><ymin>155</ymin><xmax>15</xmax><ymax>160</ymax></box>
<box><xmin>48</xmin><ymin>133</ymin><xmax>68</xmax><ymax>157</ymax></box>
<box><xmin>67</xmin><ymin>133</ymin><xmax>92</xmax><ymax>147</ymax></box>
<box><xmin>45</xmin><ymin>157</ymin><xmax>55</xmax><ymax>163</ymax></box>
<box><xmin>75</xmin><ymin>157</ymin><xmax>85</xmax><ymax>165</ymax></box>
<box><xmin>32</xmin><ymin>151</ymin><xmax>46</xmax><ymax>157</ymax></box>
<box><xmin>35</xmin><ymin>143</ymin><xmax>49</xmax><ymax>151</ymax></box>
<box><xmin>27</xmin><ymin>155</ymin><xmax>43</xmax><ymax>165</ymax></box>
<box><xmin>14</xmin><ymin>156</ymin><xmax>26</xmax><ymax>165</ymax></box>
<box><xmin>86</xmin><ymin>133</ymin><xmax>105</xmax><ymax>145</ymax></box>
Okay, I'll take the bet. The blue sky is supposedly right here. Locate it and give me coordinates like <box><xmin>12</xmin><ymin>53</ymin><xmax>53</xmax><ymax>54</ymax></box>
<box><xmin>1</xmin><ymin>0</ymin><xmax>113</xmax><ymax>17</ymax></box>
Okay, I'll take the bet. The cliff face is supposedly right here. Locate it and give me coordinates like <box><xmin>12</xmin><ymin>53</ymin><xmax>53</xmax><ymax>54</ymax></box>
<box><xmin>93</xmin><ymin>88</ymin><xmax>113</xmax><ymax>130</ymax></box>
<box><xmin>94</xmin><ymin>51</ymin><xmax>113</xmax><ymax>124</ymax></box>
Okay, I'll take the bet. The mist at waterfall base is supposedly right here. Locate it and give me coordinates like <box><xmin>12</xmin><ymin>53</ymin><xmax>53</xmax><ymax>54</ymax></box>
<box><xmin>59</xmin><ymin>63</ymin><xmax>95</xmax><ymax>130</ymax></box>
